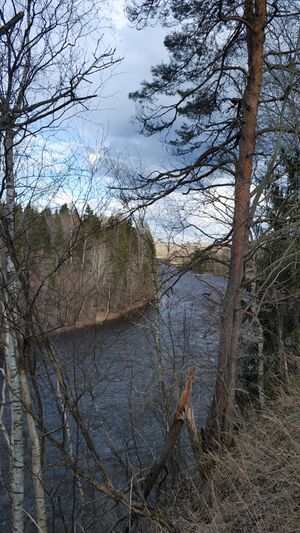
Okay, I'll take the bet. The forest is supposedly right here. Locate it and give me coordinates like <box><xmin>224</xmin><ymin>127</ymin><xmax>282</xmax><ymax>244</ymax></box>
<box><xmin>0</xmin><ymin>1</ymin><xmax>299</xmax><ymax>532</ymax></box>
<box><xmin>12</xmin><ymin>203</ymin><xmax>156</xmax><ymax>330</ymax></box>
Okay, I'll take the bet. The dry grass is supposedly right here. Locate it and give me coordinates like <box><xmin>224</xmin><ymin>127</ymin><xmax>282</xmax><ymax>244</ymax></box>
<box><xmin>153</xmin><ymin>380</ymin><xmax>300</xmax><ymax>533</ymax></box>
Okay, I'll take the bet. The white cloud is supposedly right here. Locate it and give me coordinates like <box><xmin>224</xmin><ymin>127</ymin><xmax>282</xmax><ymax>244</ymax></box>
<box><xmin>145</xmin><ymin>187</ymin><xmax>234</xmax><ymax>244</ymax></box>
<box><xmin>110</xmin><ymin>0</ymin><xmax>127</xmax><ymax>30</ymax></box>
<box><xmin>87</xmin><ymin>148</ymin><xmax>104</xmax><ymax>168</ymax></box>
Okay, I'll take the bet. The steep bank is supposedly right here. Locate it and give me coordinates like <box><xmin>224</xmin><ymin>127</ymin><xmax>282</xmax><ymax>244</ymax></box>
<box><xmin>155</xmin><ymin>380</ymin><xmax>300</xmax><ymax>532</ymax></box>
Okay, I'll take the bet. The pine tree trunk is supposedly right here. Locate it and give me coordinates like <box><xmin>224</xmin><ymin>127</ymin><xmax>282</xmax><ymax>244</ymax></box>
<box><xmin>206</xmin><ymin>0</ymin><xmax>266</xmax><ymax>447</ymax></box>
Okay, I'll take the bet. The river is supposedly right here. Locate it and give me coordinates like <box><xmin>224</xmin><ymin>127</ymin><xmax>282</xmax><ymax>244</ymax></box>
<box><xmin>0</xmin><ymin>266</ymin><xmax>226</xmax><ymax>531</ymax></box>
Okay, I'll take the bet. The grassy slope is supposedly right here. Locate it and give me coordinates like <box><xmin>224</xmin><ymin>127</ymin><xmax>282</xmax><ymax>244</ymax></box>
<box><xmin>154</xmin><ymin>380</ymin><xmax>300</xmax><ymax>533</ymax></box>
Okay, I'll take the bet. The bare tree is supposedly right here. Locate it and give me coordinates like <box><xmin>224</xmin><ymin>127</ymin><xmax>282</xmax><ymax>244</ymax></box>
<box><xmin>0</xmin><ymin>1</ymin><xmax>120</xmax><ymax>530</ymax></box>
<box><xmin>0</xmin><ymin>11</ymin><xmax>23</xmax><ymax>37</ymax></box>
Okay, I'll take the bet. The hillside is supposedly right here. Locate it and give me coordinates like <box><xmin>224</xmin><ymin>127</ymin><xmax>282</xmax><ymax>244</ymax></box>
<box><xmin>154</xmin><ymin>380</ymin><xmax>300</xmax><ymax>532</ymax></box>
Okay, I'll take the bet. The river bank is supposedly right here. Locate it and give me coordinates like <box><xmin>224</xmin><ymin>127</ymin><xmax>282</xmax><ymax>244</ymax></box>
<box><xmin>51</xmin><ymin>298</ymin><xmax>153</xmax><ymax>334</ymax></box>
<box><xmin>0</xmin><ymin>268</ymin><xmax>226</xmax><ymax>532</ymax></box>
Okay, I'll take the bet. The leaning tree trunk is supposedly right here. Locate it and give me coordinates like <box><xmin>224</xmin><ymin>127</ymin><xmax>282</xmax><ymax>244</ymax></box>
<box><xmin>206</xmin><ymin>0</ymin><xmax>266</xmax><ymax>448</ymax></box>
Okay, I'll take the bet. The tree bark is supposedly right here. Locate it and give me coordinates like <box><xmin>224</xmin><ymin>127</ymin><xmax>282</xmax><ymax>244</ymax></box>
<box><xmin>0</xmin><ymin>12</ymin><xmax>23</xmax><ymax>38</ymax></box>
<box><xmin>206</xmin><ymin>0</ymin><xmax>266</xmax><ymax>447</ymax></box>
<box><xmin>185</xmin><ymin>406</ymin><xmax>202</xmax><ymax>465</ymax></box>
<box><xmin>278</xmin><ymin>308</ymin><xmax>289</xmax><ymax>391</ymax></box>
<box><xmin>143</xmin><ymin>368</ymin><xmax>196</xmax><ymax>499</ymax></box>
<box><xmin>256</xmin><ymin>310</ymin><xmax>265</xmax><ymax>407</ymax></box>
<box><xmin>250</xmin><ymin>276</ymin><xmax>265</xmax><ymax>408</ymax></box>
<box><xmin>4</xmin><ymin>128</ymin><xmax>47</xmax><ymax>532</ymax></box>
<box><xmin>20</xmin><ymin>371</ymin><xmax>48</xmax><ymax>533</ymax></box>
<box><xmin>6</xmin><ymin>331</ymin><xmax>24</xmax><ymax>533</ymax></box>
<box><xmin>4</xmin><ymin>129</ymin><xmax>25</xmax><ymax>533</ymax></box>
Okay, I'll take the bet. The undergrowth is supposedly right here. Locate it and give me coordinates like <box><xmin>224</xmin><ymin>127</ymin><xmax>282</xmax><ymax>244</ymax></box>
<box><xmin>151</xmin><ymin>379</ymin><xmax>300</xmax><ymax>533</ymax></box>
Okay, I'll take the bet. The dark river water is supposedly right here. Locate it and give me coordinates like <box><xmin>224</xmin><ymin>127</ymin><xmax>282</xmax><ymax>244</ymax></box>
<box><xmin>0</xmin><ymin>266</ymin><xmax>226</xmax><ymax>531</ymax></box>
<box><xmin>54</xmin><ymin>267</ymin><xmax>225</xmax><ymax>450</ymax></box>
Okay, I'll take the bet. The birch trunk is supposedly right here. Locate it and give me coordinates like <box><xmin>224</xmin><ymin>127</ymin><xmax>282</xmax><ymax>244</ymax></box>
<box><xmin>6</xmin><ymin>331</ymin><xmax>24</xmax><ymax>533</ymax></box>
<box><xmin>206</xmin><ymin>0</ymin><xmax>266</xmax><ymax>447</ymax></box>
<box><xmin>81</xmin><ymin>234</ymin><xmax>87</xmax><ymax>273</ymax></box>
<box><xmin>20</xmin><ymin>370</ymin><xmax>48</xmax><ymax>532</ymax></box>
<box><xmin>5</xmin><ymin>127</ymin><xmax>47</xmax><ymax>531</ymax></box>
<box><xmin>4</xmin><ymin>128</ymin><xmax>25</xmax><ymax>532</ymax></box>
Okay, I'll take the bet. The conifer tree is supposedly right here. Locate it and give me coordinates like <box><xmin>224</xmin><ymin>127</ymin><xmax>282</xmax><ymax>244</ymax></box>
<box><xmin>127</xmin><ymin>0</ymin><xmax>300</xmax><ymax>445</ymax></box>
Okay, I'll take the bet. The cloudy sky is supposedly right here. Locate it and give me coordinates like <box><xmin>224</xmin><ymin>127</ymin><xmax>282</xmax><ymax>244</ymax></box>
<box><xmin>36</xmin><ymin>1</ymin><xmax>229</xmax><ymax>243</ymax></box>
<box><xmin>95</xmin><ymin>3</ymin><xmax>231</xmax><ymax>242</ymax></box>
<box><xmin>82</xmin><ymin>0</ymin><xmax>169</xmax><ymax>170</ymax></box>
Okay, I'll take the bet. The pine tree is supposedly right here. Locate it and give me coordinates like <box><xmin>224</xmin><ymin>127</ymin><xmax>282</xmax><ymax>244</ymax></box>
<box><xmin>127</xmin><ymin>0</ymin><xmax>300</xmax><ymax>446</ymax></box>
<box><xmin>82</xmin><ymin>204</ymin><xmax>102</xmax><ymax>237</ymax></box>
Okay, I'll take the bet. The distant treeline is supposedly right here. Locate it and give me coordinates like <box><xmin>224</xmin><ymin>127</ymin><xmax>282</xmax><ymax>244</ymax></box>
<box><xmin>12</xmin><ymin>203</ymin><xmax>156</xmax><ymax>330</ymax></box>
